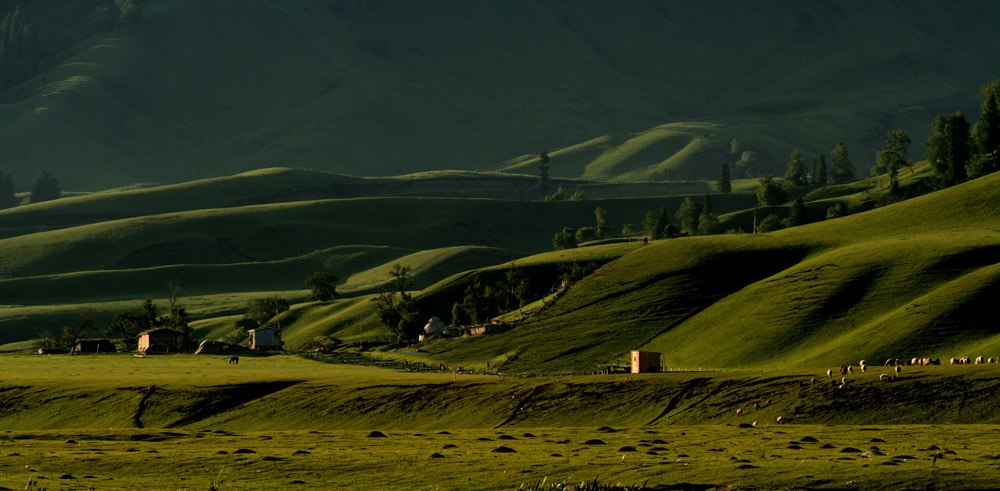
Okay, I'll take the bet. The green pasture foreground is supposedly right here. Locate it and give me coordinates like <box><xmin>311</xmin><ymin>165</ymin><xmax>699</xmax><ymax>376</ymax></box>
<box><xmin>1</xmin><ymin>425</ymin><xmax>999</xmax><ymax>490</ymax></box>
<box><xmin>5</xmin><ymin>355</ymin><xmax>1000</xmax><ymax>488</ymax></box>
<box><xmin>6</xmin><ymin>354</ymin><xmax>1000</xmax><ymax>431</ymax></box>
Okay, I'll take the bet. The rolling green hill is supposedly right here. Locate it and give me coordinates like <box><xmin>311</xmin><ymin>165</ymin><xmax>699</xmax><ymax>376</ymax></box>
<box><xmin>0</xmin><ymin>193</ymin><xmax>757</xmax><ymax>280</ymax></box>
<box><xmin>0</xmin><ymin>167</ymin><xmax>758</xmax><ymax>239</ymax></box>
<box><xmin>0</xmin><ymin>176</ymin><xmax>757</xmax><ymax>345</ymax></box>
<box><xmin>0</xmin><ymin>1</ymin><xmax>998</xmax><ymax>189</ymax></box>
<box><xmin>382</xmin><ymin>170</ymin><xmax>1000</xmax><ymax>372</ymax></box>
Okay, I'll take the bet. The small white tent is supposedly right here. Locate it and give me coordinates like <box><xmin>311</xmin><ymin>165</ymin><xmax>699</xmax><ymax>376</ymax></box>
<box><xmin>423</xmin><ymin>316</ymin><xmax>446</xmax><ymax>335</ymax></box>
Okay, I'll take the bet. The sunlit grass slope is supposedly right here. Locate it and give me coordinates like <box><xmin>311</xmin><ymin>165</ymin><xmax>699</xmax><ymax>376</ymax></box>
<box><xmin>226</xmin><ymin>242</ymin><xmax>644</xmax><ymax>350</ymax></box>
<box><xmin>416</xmin><ymin>172</ymin><xmax>1000</xmax><ymax>371</ymax></box>
<box><xmin>499</xmin><ymin>122</ymin><xmax>731</xmax><ymax>181</ymax></box>
<box><xmin>0</xmin><ymin>187</ymin><xmax>757</xmax><ymax>344</ymax></box>
<box><xmin>0</xmin><ymin>245</ymin><xmax>514</xmax><ymax>346</ymax></box>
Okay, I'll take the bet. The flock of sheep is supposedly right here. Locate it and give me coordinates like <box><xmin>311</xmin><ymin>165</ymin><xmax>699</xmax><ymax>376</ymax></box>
<box><xmin>734</xmin><ymin>355</ymin><xmax>995</xmax><ymax>425</ymax></box>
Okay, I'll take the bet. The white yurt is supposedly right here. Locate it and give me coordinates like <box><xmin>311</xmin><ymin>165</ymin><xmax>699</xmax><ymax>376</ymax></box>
<box><xmin>424</xmin><ymin>316</ymin><xmax>446</xmax><ymax>335</ymax></box>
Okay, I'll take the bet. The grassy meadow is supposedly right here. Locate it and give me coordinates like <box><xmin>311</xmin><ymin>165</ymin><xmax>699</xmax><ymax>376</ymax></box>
<box><xmin>5</xmin><ymin>424</ymin><xmax>1000</xmax><ymax>490</ymax></box>
<box><xmin>5</xmin><ymin>354</ymin><xmax>1000</xmax><ymax>489</ymax></box>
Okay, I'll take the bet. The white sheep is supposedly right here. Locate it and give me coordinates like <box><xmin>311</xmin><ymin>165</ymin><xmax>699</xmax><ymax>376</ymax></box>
<box><xmin>879</xmin><ymin>373</ymin><xmax>889</xmax><ymax>381</ymax></box>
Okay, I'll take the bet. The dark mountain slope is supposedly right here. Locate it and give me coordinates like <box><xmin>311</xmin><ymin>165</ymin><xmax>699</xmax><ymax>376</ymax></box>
<box><xmin>0</xmin><ymin>0</ymin><xmax>997</xmax><ymax>189</ymax></box>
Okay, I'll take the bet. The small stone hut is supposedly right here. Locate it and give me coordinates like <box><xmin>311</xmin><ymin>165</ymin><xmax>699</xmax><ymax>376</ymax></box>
<box><xmin>248</xmin><ymin>326</ymin><xmax>282</xmax><ymax>351</ymax></box>
<box><xmin>631</xmin><ymin>350</ymin><xmax>661</xmax><ymax>373</ymax></box>
<box><xmin>137</xmin><ymin>328</ymin><xmax>179</xmax><ymax>354</ymax></box>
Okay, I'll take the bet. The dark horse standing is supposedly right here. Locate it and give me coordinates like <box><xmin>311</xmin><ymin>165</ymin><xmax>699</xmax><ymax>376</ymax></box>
<box><xmin>228</xmin><ymin>356</ymin><xmax>239</xmax><ymax>364</ymax></box>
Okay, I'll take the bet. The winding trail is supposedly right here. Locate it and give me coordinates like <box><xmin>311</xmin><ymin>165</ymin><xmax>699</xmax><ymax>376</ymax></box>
<box><xmin>132</xmin><ymin>386</ymin><xmax>156</xmax><ymax>428</ymax></box>
<box><xmin>493</xmin><ymin>386</ymin><xmax>543</xmax><ymax>429</ymax></box>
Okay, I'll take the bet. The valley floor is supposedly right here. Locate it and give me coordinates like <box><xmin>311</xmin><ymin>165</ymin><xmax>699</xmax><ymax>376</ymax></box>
<box><xmin>1</xmin><ymin>425</ymin><xmax>998</xmax><ymax>490</ymax></box>
<box><xmin>4</xmin><ymin>354</ymin><xmax>1000</xmax><ymax>489</ymax></box>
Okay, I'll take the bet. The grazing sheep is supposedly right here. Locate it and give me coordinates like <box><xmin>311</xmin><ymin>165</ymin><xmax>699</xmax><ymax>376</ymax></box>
<box><xmin>753</xmin><ymin>402</ymin><xmax>759</xmax><ymax>410</ymax></box>
<box><xmin>826</xmin><ymin>369</ymin><xmax>833</xmax><ymax>378</ymax></box>
<box><xmin>989</xmin><ymin>358</ymin><xmax>995</xmax><ymax>364</ymax></box>
<box><xmin>847</xmin><ymin>366</ymin><xmax>854</xmax><ymax>374</ymax></box>
<box><xmin>810</xmin><ymin>377</ymin><xmax>816</xmax><ymax>384</ymax></box>
<box><xmin>736</xmin><ymin>408</ymin><xmax>743</xmax><ymax>417</ymax></box>
<box><xmin>950</xmin><ymin>358</ymin><xmax>958</xmax><ymax>365</ymax></box>
<box><xmin>841</xmin><ymin>377</ymin><xmax>847</xmax><ymax>385</ymax></box>
<box><xmin>839</xmin><ymin>365</ymin><xmax>847</xmax><ymax>375</ymax></box>
<box><xmin>764</xmin><ymin>399</ymin><xmax>771</xmax><ymax>407</ymax></box>
<box><xmin>775</xmin><ymin>416</ymin><xmax>783</xmax><ymax>424</ymax></box>
<box><xmin>894</xmin><ymin>365</ymin><xmax>901</xmax><ymax>375</ymax></box>
<box><xmin>879</xmin><ymin>373</ymin><xmax>889</xmax><ymax>381</ymax></box>
<box><xmin>976</xmin><ymin>356</ymin><xmax>984</xmax><ymax>364</ymax></box>
<box><xmin>859</xmin><ymin>360</ymin><xmax>866</xmax><ymax>368</ymax></box>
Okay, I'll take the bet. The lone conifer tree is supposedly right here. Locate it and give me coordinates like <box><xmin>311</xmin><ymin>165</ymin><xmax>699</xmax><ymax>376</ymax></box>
<box><xmin>946</xmin><ymin>112</ymin><xmax>971</xmax><ymax>185</ymax></box>
<box><xmin>594</xmin><ymin>207</ymin><xmax>609</xmax><ymax>238</ymax></box>
<box><xmin>926</xmin><ymin>113</ymin><xmax>971</xmax><ymax>186</ymax></box>
<box><xmin>969</xmin><ymin>85</ymin><xmax>1000</xmax><ymax>178</ymax></box>
<box><xmin>873</xmin><ymin>129</ymin><xmax>911</xmax><ymax>176</ymax></box>
<box><xmin>811</xmin><ymin>153</ymin><xmax>827</xmax><ymax>186</ymax></box>
<box><xmin>676</xmin><ymin>197</ymin><xmax>701</xmax><ymax>236</ymax></box>
<box><xmin>973</xmin><ymin>91</ymin><xmax>1000</xmax><ymax>155</ymax></box>
<box><xmin>538</xmin><ymin>150</ymin><xmax>550</xmax><ymax>198</ymax></box>
<box><xmin>785</xmin><ymin>198</ymin><xmax>809</xmax><ymax>227</ymax></box>
<box><xmin>0</xmin><ymin>168</ymin><xmax>14</xmax><ymax>209</ymax></box>
<box><xmin>29</xmin><ymin>170</ymin><xmax>60</xmax><ymax>203</ymax></box>
<box><xmin>717</xmin><ymin>162</ymin><xmax>732</xmax><ymax>193</ymax></box>
<box><xmin>783</xmin><ymin>150</ymin><xmax>807</xmax><ymax>187</ymax></box>
<box><xmin>756</xmin><ymin>175</ymin><xmax>788</xmax><ymax>206</ymax></box>
<box><xmin>831</xmin><ymin>142</ymin><xmax>855</xmax><ymax>183</ymax></box>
